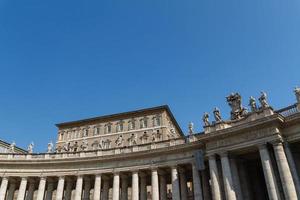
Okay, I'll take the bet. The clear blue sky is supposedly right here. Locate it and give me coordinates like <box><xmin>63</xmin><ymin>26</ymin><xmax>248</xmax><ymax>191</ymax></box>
<box><xmin>0</xmin><ymin>0</ymin><xmax>299</xmax><ymax>152</ymax></box>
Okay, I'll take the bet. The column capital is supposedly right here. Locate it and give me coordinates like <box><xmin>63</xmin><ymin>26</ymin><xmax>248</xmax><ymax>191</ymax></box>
<box><xmin>257</xmin><ymin>143</ymin><xmax>267</xmax><ymax>150</ymax></box>
<box><xmin>208</xmin><ymin>154</ymin><xmax>216</xmax><ymax>160</ymax></box>
<box><xmin>219</xmin><ymin>152</ymin><xmax>229</xmax><ymax>158</ymax></box>
<box><xmin>271</xmin><ymin>140</ymin><xmax>284</xmax><ymax>147</ymax></box>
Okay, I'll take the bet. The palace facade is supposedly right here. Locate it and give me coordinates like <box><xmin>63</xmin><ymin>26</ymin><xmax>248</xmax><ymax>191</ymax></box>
<box><xmin>1</xmin><ymin>89</ymin><xmax>300</xmax><ymax>200</ymax></box>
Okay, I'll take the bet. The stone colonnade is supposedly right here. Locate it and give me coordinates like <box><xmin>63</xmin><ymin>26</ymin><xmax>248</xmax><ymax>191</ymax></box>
<box><xmin>0</xmin><ymin>164</ymin><xmax>204</xmax><ymax>200</ymax></box>
<box><xmin>208</xmin><ymin>141</ymin><xmax>299</xmax><ymax>200</ymax></box>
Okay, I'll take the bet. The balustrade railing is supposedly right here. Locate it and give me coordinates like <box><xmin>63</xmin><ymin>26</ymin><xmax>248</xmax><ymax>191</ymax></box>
<box><xmin>276</xmin><ymin>104</ymin><xmax>299</xmax><ymax>117</ymax></box>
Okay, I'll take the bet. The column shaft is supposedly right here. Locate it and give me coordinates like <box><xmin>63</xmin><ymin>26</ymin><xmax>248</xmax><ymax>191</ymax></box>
<box><xmin>0</xmin><ymin>177</ymin><xmax>8</xmax><ymax>200</ymax></box>
<box><xmin>171</xmin><ymin>167</ymin><xmax>180</xmax><ymax>200</ymax></box>
<box><xmin>179</xmin><ymin>169</ymin><xmax>188</xmax><ymax>200</ymax></box>
<box><xmin>83</xmin><ymin>178</ymin><xmax>91</xmax><ymax>200</ymax></box>
<box><xmin>220</xmin><ymin>153</ymin><xmax>236</xmax><ymax>200</ymax></box>
<box><xmin>56</xmin><ymin>177</ymin><xmax>65</xmax><ymax>200</ymax></box>
<box><xmin>112</xmin><ymin>173</ymin><xmax>120</xmax><ymax>200</ymax></box>
<box><xmin>273</xmin><ymin>142</ymin><xmax>297</xmax><ymax>199</ymax></box>
<box><xmin>93</xmin><ymin>175</ymin><xmax>102</xmax><ymax>200</ymax></box>
<box><xmin>37</xmin><ymin>177</ymin><xmax>47</xmax><ymax>200</ymax></box>
<box><xmin>159</xmin><ymin>174</ymin><xmax>167</xmax><ymax>200</ymax></box>
<box><xmin>151</xmin><ymin>169</ymin><xmax>159</xmax><ymax>200</ymax></box>
<box><xmin>209</xmin><ymin>155</ymin><xmax>222</xmax><ymax>200</ymax></box>
<box><xmin>140</xmin><ymin>175</ymin><xmax>147</xmax><ymax>200</ymax></box>
<box><xmin>17</xmin><ymin>177</ymin><xmax>28</xmax><ymax>200</ymax></box>
<box><xmin>259</xmin><ymin>144</ymin><xmax>280</xmax><ymax>200</ymax></box>
<box><xmin>132</xmin><ymin>172</ymin><xmax>139</xmax><ymax>200</ymax></box>
<box><xmin>75</xmin><ymin>176</ymin><xmax>83</xmax><ymax>200</ymax></box>
<box><xmin>192</xmin><ymin>164</ymin><xmax>203</xmax><ymax>200</ymax></box>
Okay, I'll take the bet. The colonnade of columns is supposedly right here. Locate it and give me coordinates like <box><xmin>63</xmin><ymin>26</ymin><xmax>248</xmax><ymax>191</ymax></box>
<box><xmin>0</xmin><ymin>164</ymin><xmax>204</xmax><ymax>200</ymax></box>
<box><xmin>208</xmin><ymin>141</ymin><xmax>300</xmax><ymax>200</ymax></box>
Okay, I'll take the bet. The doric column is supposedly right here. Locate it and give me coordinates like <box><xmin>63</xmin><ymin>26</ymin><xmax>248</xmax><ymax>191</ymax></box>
<box><xmin>25</xmin><ymin>179</ymin><xmax>35</xmax><ymax>200</ymax></box>
<box><xmin>179</xmin><ymin>168</ymin><xmax>188</xmax><ymax>200</ymax></box>
<box><xmin>56</xmin><ymin>176</ymin><xmax>65</xmax><ymax>200</ymax></box>
<box><xmin>112</xmin><ymin>173</ymin><xmax>120</xmax><ymax>200</ymax></box>
<box><xmin>6</xmin><ymin>180</ymin><xmax>16</xmax><ymax>200</ymax></box>
<box><xmin>258</xmin><ymin>144</ymin><xmax>280</xmax><ymax>200</ymax></box>
<box><xmin>83</xmin><ymin>177</ymin><xmax>91</xmax><ymax>200</ymax></box>
<box><xmin>220</xmin><ymin>152</ymin><xmax>236</xmax><ymax>200</ymax></box>
<box><xmin>37</xmin><ymin>177</ymin><xmax>46</xmax><ymax>200</ymax></box>
<box><xmin>284</xmin><ymin>142</ymin><xmax>300</xmax><ymax>198</ymax></box>
<box><xmin>102</xmin><ymin>177</ymin><xmax>110</xmax><ymax>200</ymax></box>
<box><xmin>65</xmin><ymin>178</ymin><xmax>73</xmax><ymax>200</ymax></box>
<box><xmin>132</xmin><ymin>171</ymin><xmax>139</xmax><ymax>200</ymax></box>
<box><xmin>208</xmin><ymin>155</ymin><xmax>222</xmax><ymax>200</ymax></box>
<box><xmin>45</xmin><ymin>181</ymin><xmax>54</xmax><ymax>200</ymax></box>
<box><xmin>171</xmin><ymin>166</ymin><xmax>180</xmax><ymax>200</ymax></box>
<box><xmin>75</xmin><ymin>176</ymin><xmax>83</xmax><ymax>200</ymax></box>
<box><xmin>192</xmin><ymin>163</ymin><xmax>203</xmax><ymax>200</ymax></box>
<box><xmin>121</xmin><ymin>175</ymin><xmax>128</xmax><ymax>200</ymax></box>
<box><xmin>151</xmin><ymin>169</ymin><xmax>159</xmax><ymax>200</ymax></box>
<box><xmin>0</xmin><ymin>177</ymin><xmax>9</xmax><ymax>200</ymax></box>
<box><xmin>230</xmin><ymin>158</ymin><xmax>242</xmax><ymax>200</ymax></box>
<box><xmin>273</xmin><ymin>142</ymin><xmax>297</xmax><ymax>199</ymax></box>
<box><xmin>159</xmin><ymin>172</ymin><xmax>167</xmax><ymax>200</ymax></box>
<box><xmin>93</xmin><ymin>174</ymin><xmax>102</xmax><ymax>200</ymax></box>
<box><xmin>140</xmin><ymin>173</ymin><xmax>147</xmax><ymax>200</ymax></box>
<box><xmin>17</xmin><ymin>177</ymin><xmax>28</xmax><ymax>200</ymax></box>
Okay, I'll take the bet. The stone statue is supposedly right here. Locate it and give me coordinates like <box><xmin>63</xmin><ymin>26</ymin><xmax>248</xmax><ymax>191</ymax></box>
<box><xmin>226</xmin><ymin>93</ymin><xmax>247</xmax><ymax>120</ymax></box>
<box><xmin>202</xmin><ymin>113</ymin><xmax>210</xmax><ymax>126</ymax></box>
<box><xmin>63</xmin><ymin>142</ymin><xmax>70</xmax><ymax>152</ymax></box>
<box><xmin>213</xmin><ymin>107</ymin><xmax>222</xmax><ymax>122</ymax></box>
<box><xmin>27</xmin><ymin>142</ymin><xmax>34</xmax><ymax>154</ymax></box>
<box><xmin>188</xmin><ymin>122</ymin><xmax>194</xmax><ymax>135</ymax></box>
<box><xmin>73</xmin><ymin>141</ymin><xmax>79</xmax><ymax>152</ymax></box>
<box><xmin>249</xmin><ymin>96</ymin><xmax>257</xmax><ymax>112</ymax></box>
<box><xmin>128</xmin><ymin>134</ymin><xmax>137</xmax><ymax>146</ymax></box>
<box><xmin>115</xmin><ymin>135</ymin><xmax>124</xmax><ymax>147</ymax></box>
<box><xmin>295</xmin><ymin>87</ymin><xmax>300</xmax><ymax>103</ymax></box>
<box><xmin>81</xmin><ymin>140</ymin><xmax>88</xmax><ymax>151</ymax></box>
<box><xmin>259</xmin><ymin>91</ymin><xmax>269</xmax><ymax>108</ymax></box>
<box><xmin>10</xmin><ymin>141</ymin><xmax>16</xmax><ymax>153</ymax></box>
<box><xmin>47</xmin><ymin>141</ymin><xmax>53</xmax><ymax>153</ymax></box>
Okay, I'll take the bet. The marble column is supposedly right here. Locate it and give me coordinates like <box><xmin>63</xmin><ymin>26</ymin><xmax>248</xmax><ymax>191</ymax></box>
<box><xmin>93</xmin><ymin>174</ymin><xmax>102</xmax><ymax>200</ymax></box>
<box><xmin>0</xmin><ymin>177</ymin><xmax>9</xmax><ymax>200</ymax></box>
<box><xmin>102</xmin><ymin>178</ymin><xmax>110</xmax><ymax>200</ymax></box>
<box><xmin>208</xmin><ymin>155</ymin><xmax>222</xmax><ymax>200</ymax></box>
<box><xmin>17</xmin><ymin>177</ymin><xmax>28</xmax><ymax>200</ymax></box>
<box><xmin>140</xmin><ymin>173</ymin><xmax>147</xmax><ymax>200</ymax></box>
<box><xmin>179</xmin><ymin>168</ymin><xmax>188</xmax><ymax>200</ymax></box>
<box><xmin>192</xmin><ymin>164</ymin><xmax>203</xmax><ymax>200</ymax></box>
<box><xmin>151</xmin><ymin>169</ymin><xmax>159</xmax><ymax>200</ymax></box>
<box><xmin>56</xmin><ymin>176</ymin><xmax>65</xmax><ymax>200</ymax></box>
<box><xmin>83</xmin><ymin>177</ymin><xmax>91</xmax><ymax>200</ymax></box>
<box><xmin>65</xmin><ymin>178</ymin><xmax>73</xmax><ymax>200</ymax></box>
<box><xmin>6</xmin><ymin>180</ymin><xmax>16</xmax><ymax>200</ymax></box>
<box><xmin>230</xmin><ymin>158</ymin><xmax>242</xmax><ymax>200</ymax></box>
<box><xmin>171</xmin><ymin>166</ymin><xmax>180</xmax><ymax>200</ymax></box>
<box><xmin>45</xmin><ymin>181</ymin><xmax>54</xmax><ymax>200</ymax></box>
<box><xmin>75</xmin><ymin>176</ymin><xmax>83</xmax><ymax>200</ymax></box>
<box><xmin>273</xmin><ymin>142</ymin><xmax>297</xmax><ymax>199</ymax></box>
<box><xmin>220</xmin><ymin>153</ymin><xmax>236</xmax><ymax>200</ymax></box>
<box><xmin>132</xmin><ymin>171</ymin><xmax>139</xmax><ymax>200</ymax></box>
<box><xmin>25</xmin><ymin>180</ymin><xmax>35</xmax><ymax>200</ymax></box>
<box><xmin>121</xmin><ymin>175</ymin><xmax>128</xmax><ymax>200</ymax></box>
<box><xmin>36</xmin><ymin>177</ymin><xmax>46</xmax><ymax>200</ymax></box>
<box><xmin>284</xmin><ymin>142</ymin><xmax>300</xmax><ymax>198</ymax></box>
<box><xmin>159</xmin><ymin>173</ymin><xmax>167</xmax><ymax>200</ymax></box>
<box><xmin>259</xmin><ymin>144</ymin><xmax>280</xmax><ymax>200</ymax></box>
<box><xmin>112</xmin><ymin>173</ymin><xmax>120</xmax><ymax>200</ymax></box>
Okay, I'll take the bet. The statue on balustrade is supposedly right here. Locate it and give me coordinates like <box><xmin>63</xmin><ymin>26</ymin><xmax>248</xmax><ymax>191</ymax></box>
<box><xmin>213</xmin><ymin>107</ymin><xmax>222</xmax><ymax>122</ymax></box>
<box><xmin>81</xmin><ymin>140</ymin><xmax>88</xmax><ymax>151</ymax></box>
<box><xmin>226</xmin><ymin>92</ymin><xmax>248</xmax><ymax>120</ymax></box>
<box><xmin>115</xmin><ymin>135</ymin><xmax>124</xmax><ymax>147</ymax></box>
<box><xmin>188</xmin><ymin>122</ymin><xmax>194</xmax><ymax>135</ymax></box>
<box><xmin>10</xmin><ymin>141</ymin><xmax>16</xmax><ymax>153</ymax></box>
<box><xmin>27</xmin><ymin>142</ymin><xmax>34</xmax><ymax>154</ymax></box>
<box><xmin>259</xmin><ymin>91</ymin><xmax>270</xmax><ymax>108</ymax></box>
<box><xmin>249</xmin><ymin>96</ymin><xmax>258</xmax><ymax>112</ymax></box>
<box><xmin>202</xmin><ymin>112</ymin><xmax>210</xmax><ymax>126</ymax></box>
<box><xmin>63</xmin><ymin>142</ymin><xmax>70</xmax><ymax>152</ymax></box>
<box><xmin>47</xmin><ymin>141</ymin><xmax>53</xmax><ymax>153</ymax></box>
<box><xmin>295</xmin><ymin>87</ymin><xmax>300</xmax><ymax>103</ymax></box>
<box><xmin>128</xmin><ymin>134</ymin><xmax>138</xmax><ymax>146</ymax></box>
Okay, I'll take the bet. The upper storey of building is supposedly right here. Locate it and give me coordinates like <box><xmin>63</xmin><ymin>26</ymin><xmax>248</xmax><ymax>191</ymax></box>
<box><xmin>55</xmin><ymin>105</ymin><xmax>183</xmax><ymax>153</ymax></box>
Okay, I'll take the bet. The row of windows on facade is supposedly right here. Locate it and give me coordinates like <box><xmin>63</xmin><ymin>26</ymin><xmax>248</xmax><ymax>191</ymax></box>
<box><xmin>59</xmin><ymin>115</ymin><xmax>162</xmax><ymax>141</ymax></box>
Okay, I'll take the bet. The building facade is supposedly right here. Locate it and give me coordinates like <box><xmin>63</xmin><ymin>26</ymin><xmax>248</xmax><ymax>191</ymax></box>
<box><xmin>0</xmin><ymin>89</ymin><xmax>300</xmax><ymax>200</ymax></box>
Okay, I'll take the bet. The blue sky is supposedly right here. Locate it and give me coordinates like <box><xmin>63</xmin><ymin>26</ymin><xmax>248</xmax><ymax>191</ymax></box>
<box><xmin>0</xmin><ymin>0</ymin><xmax>299</xmax><ymax>152</ymax></box>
